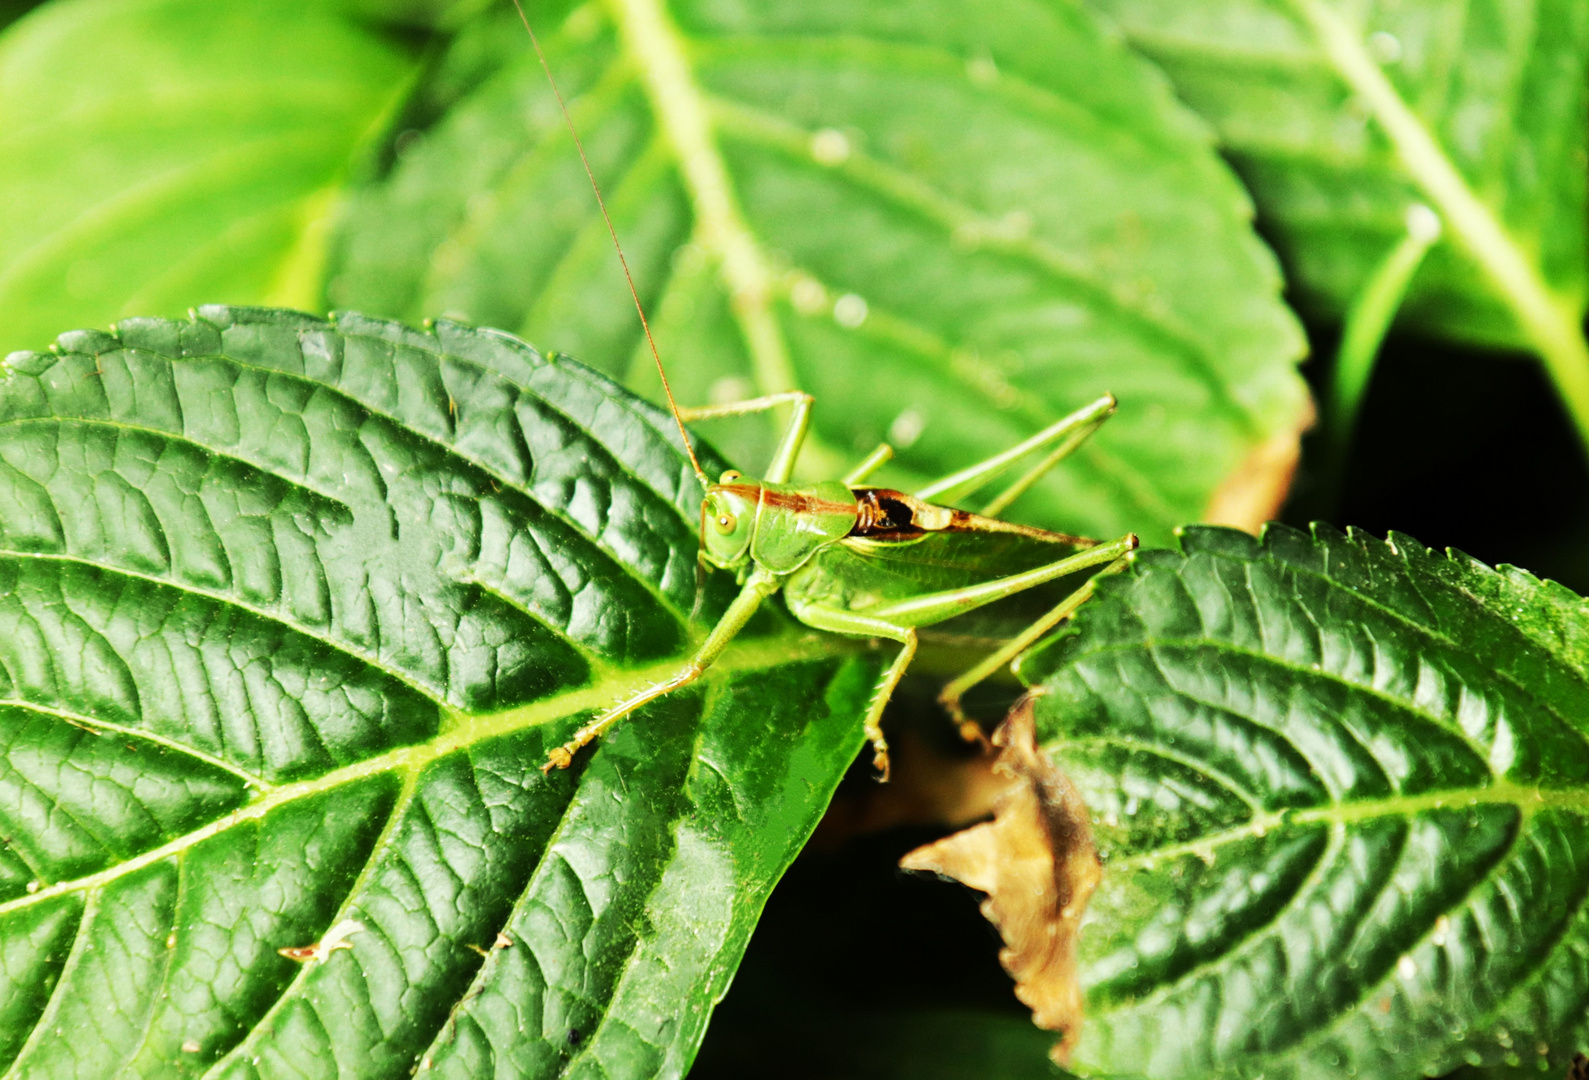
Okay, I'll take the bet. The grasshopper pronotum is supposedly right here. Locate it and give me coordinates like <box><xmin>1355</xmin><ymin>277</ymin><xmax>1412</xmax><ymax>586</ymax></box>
<box><xmin>513</xmin><ymin>3</ymin><xmax>1138</xmax><ymax>779</ymax></box>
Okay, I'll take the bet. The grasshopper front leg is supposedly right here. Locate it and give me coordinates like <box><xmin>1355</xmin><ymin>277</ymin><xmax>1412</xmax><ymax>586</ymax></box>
<box><xmin>677</xmin><ymin>391</ymin><xmax>812</xmax><ymax>483</ymax></box>
<box><xmin>542</xmin><ymin>566</ymin><xmax>782</xmax><ymax>771</ymax></box>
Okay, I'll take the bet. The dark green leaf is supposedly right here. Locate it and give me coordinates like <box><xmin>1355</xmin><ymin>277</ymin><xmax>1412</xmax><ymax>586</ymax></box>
<box><xmin>0</xmin><ymin>307</ymin><xmax>870</xmax><ymax>1078</ymax></box>
<box><xmin>327</xmin><ymin>0</ymin><xmax>1310</xmax><ymax>545</ymax></box>
<box><xmin>0</xmin><ymin>0</ymin><xmax>418</xmax><ymax>358</ymax></box>
<box><xmin>1085</xmin><ymin>0</ymin><xmax>1589</xmax><ymax>352</ymax></box>
<box><xmin>1019</xmin><ymin>524</ymin><xmax>1589</xmax><ymax>1079</ymax></box>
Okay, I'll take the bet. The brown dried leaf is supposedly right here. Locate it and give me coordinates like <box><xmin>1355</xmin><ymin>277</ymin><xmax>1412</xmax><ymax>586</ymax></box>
<box><xmin>899</xmin><ymin>694</ymin><xmax>1101</xmax><ymax>1063</ymax></box>
<box><xmin>1202</xmin><ymin>392</ymin><xmax>1316</xmax><ymax>532</ymax></box>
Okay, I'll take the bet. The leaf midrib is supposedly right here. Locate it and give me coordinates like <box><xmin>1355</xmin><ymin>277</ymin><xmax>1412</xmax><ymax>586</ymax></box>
<box><xmin>0</xmin><ymin>628</ymin><xmax>847</xmax><ymax>922</ymax></box>
<box><xmin>1093</xmin><ymin>778</ymin><xmax>1588</xmax><ymax>877</ymax></box>
<box><xmin>1284</xmin><ymin>0</ymin><xmax>1589</xmax><ymax>440</ymax></box>
<box><xmin>708</xmin><ymin>97</ymin><xmax>1259</xmax><ymax>433</ymax></box>
<box><xmin>605</xmin><ymin>0</ymin><xmax>797</xmax><ymax>401</ymax></box>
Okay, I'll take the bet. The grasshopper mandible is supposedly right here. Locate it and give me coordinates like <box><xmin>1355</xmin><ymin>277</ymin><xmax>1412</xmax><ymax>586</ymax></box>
<box><xmin>513</xmin><ymin>3</ymin><xmax>1138</xmax><ymax>779</ymax></box>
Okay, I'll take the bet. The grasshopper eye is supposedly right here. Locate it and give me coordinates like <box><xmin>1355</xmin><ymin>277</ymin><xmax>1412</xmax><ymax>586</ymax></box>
<box><xmin>719</xmin><ymin>469</ymin><xmax>742</xmax><ymax>483</ymax></box>
<box><xmin>714</xmin><ymin>511</ymin><xmax>738</xmax><ymax>534</ymax></box>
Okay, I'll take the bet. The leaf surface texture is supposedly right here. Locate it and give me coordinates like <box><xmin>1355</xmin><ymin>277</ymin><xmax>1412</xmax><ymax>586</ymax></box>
<box><xmin>0</xmin><ymin>306</ymin><xmax>870</xmax><ymax>1079</ymax></box>
<box><xmin>1086</xmin><ymin>0</ymin><xmax>1589</xmax><ymax>349</ymax></box>
<box><xmin>1020</xmin><ymin>525</ymin><xmax>1589</xmax><ymax>1079</ymax></box>
<box><xmin>327</xmin><ymin>0</ymin><xmax>1310</xmax><ymax>544</ymax></box>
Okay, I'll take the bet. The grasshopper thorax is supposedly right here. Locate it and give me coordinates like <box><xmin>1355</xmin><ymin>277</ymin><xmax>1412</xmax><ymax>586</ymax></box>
<box><xmin>699</xmin><ymin>473</ymin><xmax>861</xmax><ymax>575</ymax></box>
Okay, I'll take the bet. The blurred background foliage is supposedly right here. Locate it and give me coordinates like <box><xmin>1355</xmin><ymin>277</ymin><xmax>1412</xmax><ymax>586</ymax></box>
<box><xmin>0</xmin><ymin>0</ymin><xmax>1585</xmax><ymax>1075</ymax></box>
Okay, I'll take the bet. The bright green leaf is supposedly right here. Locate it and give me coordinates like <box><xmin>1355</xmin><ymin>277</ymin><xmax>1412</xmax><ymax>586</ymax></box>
<box><xmin>1084</xmin><ymin>0</ymin><xmax>1589</xmax><ymax>354</ymax></box>
<box><xmin>1018</xmin><ymin>524</ymin><xmax>1589</xmax><ymax>1079</ymax></box>
<box><xmin>326</xmin><ymin>0</ymin><xmax>1310</xmax><ymax>546</ymax></box>
<box><xmin>0</xmin><ymin>306</ymin><xmax>871</xmax><ymax>1078</ymax></box>
<box><xmin>0</xmin><ymin>0</ymin><xmax>418</xmax><ymax>358</ymax></box>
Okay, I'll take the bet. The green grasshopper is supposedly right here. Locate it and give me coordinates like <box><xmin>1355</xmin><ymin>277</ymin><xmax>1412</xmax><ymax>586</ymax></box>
<box><xmin>540</xmin><ymin>389</ymin><xmax>1137</xmax><ymax>778</ymax></box>
<box><xmin>513</xmin><ymin>2</ymin><xmax>1138</xmax><ymax>778</ymax></box>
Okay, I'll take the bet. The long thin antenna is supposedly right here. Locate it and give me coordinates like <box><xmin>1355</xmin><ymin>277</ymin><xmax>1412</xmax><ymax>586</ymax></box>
<box><xmin>509</xmin><ymin>0</ymin><xmax>710</xmax><ymax>489</ymax></box>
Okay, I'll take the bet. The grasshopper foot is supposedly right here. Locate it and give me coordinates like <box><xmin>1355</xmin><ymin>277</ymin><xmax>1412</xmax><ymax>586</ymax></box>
<box><xmin>871</xmin><ymin>744</ymin><xmax>891</xmax><ymax>783</ymax></box>
<box><xmin>541</xmin><ymin>745</ymin><xmax>575</xmax><ymax>773</ymax></box>
<box><xmin>940</xmin><ymin>690</ymin><xmax>993</xmax><ymax>751</ymax></box>
<box><xmin>957</xmin><ymin>719</ymin><xmax>993</xmax><ymax>752</ymax></box>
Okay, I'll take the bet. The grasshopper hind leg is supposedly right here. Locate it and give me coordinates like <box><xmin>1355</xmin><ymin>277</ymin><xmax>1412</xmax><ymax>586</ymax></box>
<box><xmin>788</xmin><ymin>535</ymin><xmax>1137</xmax><ymax>775</ymax></box>
<box><xmin>860</xmin><ymin>629</ymin><xmax>917</xmax><ymax>781</ymax></box>
<box><xmin>937</xmin><ymin>550</ymin><xmax>1136</xmax><ymax>736</ymax></box>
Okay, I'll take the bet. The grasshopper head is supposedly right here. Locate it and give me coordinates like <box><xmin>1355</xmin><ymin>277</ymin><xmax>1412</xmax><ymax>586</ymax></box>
<box><xmin>701</xmin><ymin>474</ymin><xmax>756</xmax><ymax>569</ymax></box>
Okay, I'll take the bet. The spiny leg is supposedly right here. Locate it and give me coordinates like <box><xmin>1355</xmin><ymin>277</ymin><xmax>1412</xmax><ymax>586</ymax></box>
<box><xmin>847</xmin><ymin>533</ymin><xmax>1136</xmax><ymax>745</ymax></box>
<box><xmin>542</xmin><ymin>566</ymin><xmax>781</xmax><ymax>771</ymax></box>
<box><xmin>914</xmin><ymin>394</ymin><xmax>1114</xmax><ymax>508</ymax></box>
<box><xmin>980</xmin><ymin>409</ymin><xmax>1110</xmax><ymax>518</ymax></box>
<box><xmin>938</xmin><ymin>552</ymin><xmax>1135</xmax><ymax>737</ymax></box>
<box><xmin>781</xmin><ymin>602</ymin><xmax>918</xmax><ymax>781</ymax></box>
<box><xmin>857</xmin><ymin>534</ymin><xmax>1136</xmax><ymax>628</ymax></box>
<box><xmin>785</xmin><ymin>535</ymin><xmax>1134</xmax><ymax>778</ymax></box>
<box><xmin>677</xmin><ymin>390</ymin><xmax>812</xmax><ymax>483</ymax></box>
<box><xmin>861</xmin><ymin>628</ymin><xmax>916</xmax><ymax>782</ymax></box>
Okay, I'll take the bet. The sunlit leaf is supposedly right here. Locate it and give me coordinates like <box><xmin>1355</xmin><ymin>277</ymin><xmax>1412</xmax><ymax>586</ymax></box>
<box><xmin>0</xmin><ymin>0</ymin><xmax>417</xmax><ymax>357</ymax></box>
<box><xmin>0</xmin><ymin>307</ymin><xmax>871</xmax><ymax>1078</ymax></box>
<box><xmin>327</xmin><ymin>0</ymin><xmax>1310</xmax><ymax>545</ymax></box>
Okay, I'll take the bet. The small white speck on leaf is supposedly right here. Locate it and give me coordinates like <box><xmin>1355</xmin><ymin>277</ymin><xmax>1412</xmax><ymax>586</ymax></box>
<box><xmin>1397</xmin><ymin>955</ymin><xmax>1417</xmax><ymax>980</ymax></box>
<box><xmin>966</xmin><ymin>51</ymin><xmax>998</xmax><ymax>85</ymax></box>
<box><xmin>1432</xmin><ymin>914</ymin><xmax>1451</xmax><ymax>946</ymax></box>
<box><xmin>810</xmin><ymin>128</ymin><xmax>851</xmax><ymax>166</ymax></box>
<box><xmin>1405</xmin><ymin>203</ymin><xmax>1442</xmax><ymax>243</ymax></box>
<box><xmin>833</xmin><ymin>293</ymin><xmax>869</xmax><ymax>328</ymax></box>
<box><xmin>888</xmin><ymin>407</ymin><xmax>926</xmax><ymax>449</ymax></box>
<box><xmin>789</xmin><ymin>276</ymin><xmax>828</xmax><ymax>315</ymax></box>
<box><xmin>1368</xmin><ymin>30</ymin><xmax>1402</xmax><ymax>64</ymax></box>
<box><xmin>708</xmin><ymin>376</ymin><xmax>753</xmax><ymax>405</ymax></box>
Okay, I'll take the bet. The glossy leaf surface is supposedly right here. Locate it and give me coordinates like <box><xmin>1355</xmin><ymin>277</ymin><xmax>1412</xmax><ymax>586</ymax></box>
<box><xmin>1086</xmin><ymin>0</ymin><xmax>1589</xmax><ymax>350</ymax></box>
<box><xmin>327</xmin><ymin>0</ymin><xmax>1310</xmax><ymax>545</ymax></box>
<box><xmin>0</xmin><ymin>307</ymin><xmax>871</xmax><ymax>1078</ymax></box>
<box><xmin>1019</xmin><ymin>525</ymin><xmax>1589</xmax><ymax>1079</ymax></box>
<box><xmin>0</xmin><ymin>0</ymin><xmax>416</xmax><ymax>358</ymax></box>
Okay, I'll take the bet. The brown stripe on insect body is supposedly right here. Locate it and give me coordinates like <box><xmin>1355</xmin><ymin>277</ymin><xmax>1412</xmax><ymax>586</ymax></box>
<box><xmin>848</xmin><ymin>489</ymin><xmax>1098</xmax><ymax>547</ymax></box>
<box><xmin>716</xmin><ymin>483</ymin><xmax>858</xmax><ymax>518</ymax></box>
